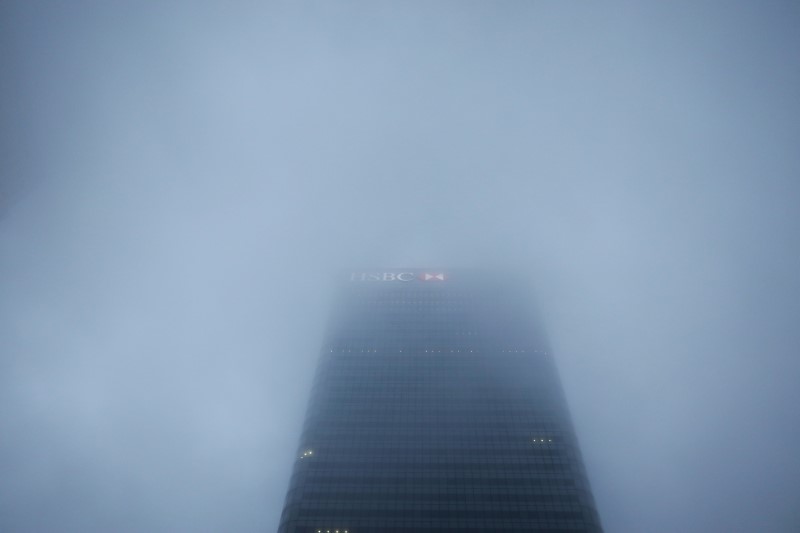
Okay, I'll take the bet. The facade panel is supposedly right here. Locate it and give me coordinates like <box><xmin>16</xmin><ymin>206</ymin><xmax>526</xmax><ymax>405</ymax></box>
<box><xmin>278</xmin><ymin>270</ymin><xmax>602</xmax><ymax>532</ymax></box>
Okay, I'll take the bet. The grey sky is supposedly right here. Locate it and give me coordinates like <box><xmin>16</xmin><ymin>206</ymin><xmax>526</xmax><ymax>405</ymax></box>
<box><xmin>1</xmin><ymin>2</ymin><xmax>799</xmax><ymax>532</ymax></box>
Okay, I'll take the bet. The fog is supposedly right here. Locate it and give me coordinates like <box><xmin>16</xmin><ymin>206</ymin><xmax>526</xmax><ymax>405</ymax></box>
<box><xmin>1</xmin><ymin>2</ymin><xmax>799</xmax><ymax>532</ymax></box>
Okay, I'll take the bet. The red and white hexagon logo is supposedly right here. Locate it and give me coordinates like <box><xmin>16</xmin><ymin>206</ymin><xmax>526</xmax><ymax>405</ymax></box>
<box><xmin>420</xmin><ymin>272</ymin><xmax>446</xmax><ymax>281</ymax></box>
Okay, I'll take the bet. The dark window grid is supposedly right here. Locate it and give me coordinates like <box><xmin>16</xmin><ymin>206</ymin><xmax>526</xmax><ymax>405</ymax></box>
<box><xmin>294</xmin><ymin>491</ymin><xmax>581</xmax><ymax>504</ymax></box>
<box><xmin>293</xmin><ymin>501</ymin><xmax>587</xmax><ymax>515</ymax></box>
<box><xmin>281</xmin><ymin>506</ymin><xmax>587</xmax><ymax>521</ymax></box>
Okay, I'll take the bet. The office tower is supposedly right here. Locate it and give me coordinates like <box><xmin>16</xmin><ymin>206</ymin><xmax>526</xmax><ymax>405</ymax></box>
<box><xmin>278</xmin><ymin>270</ymin><xmax>603</xmax><ymax>532</ymax></box>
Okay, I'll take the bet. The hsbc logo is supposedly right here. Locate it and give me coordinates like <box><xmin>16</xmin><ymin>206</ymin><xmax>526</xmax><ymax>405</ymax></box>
<box><xmin>350</xmin><ymin>272</ymin><xmax>416</xmax><ymax>282</ymax></box>
<box><xmin>349</xmin><ymin>272</ymin><xmax>447</xmax><ymax>282</ymax></box>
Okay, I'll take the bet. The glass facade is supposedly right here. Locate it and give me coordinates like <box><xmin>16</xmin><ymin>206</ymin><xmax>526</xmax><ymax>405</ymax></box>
<box><xmin>278</xmin><ymin>271</ymin><xmax>603</xmax><ymax>532</ymax></box>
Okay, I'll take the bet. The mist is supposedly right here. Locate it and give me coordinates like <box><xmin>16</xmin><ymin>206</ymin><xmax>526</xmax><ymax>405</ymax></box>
<box><xmin>2</xmin><ymin>2</ymin><xmax>799</xmax><ymax>532</ymax></box>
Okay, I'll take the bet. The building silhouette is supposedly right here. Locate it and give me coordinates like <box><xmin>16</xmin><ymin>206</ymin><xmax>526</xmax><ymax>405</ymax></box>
<box><xmin>278</xmin><ymin>270</ymin><xmax>603</xmax><ymax>532</ymax></box>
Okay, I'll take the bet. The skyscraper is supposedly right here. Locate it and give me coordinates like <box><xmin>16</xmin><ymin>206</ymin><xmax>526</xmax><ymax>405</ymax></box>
<box><xmin>278</xmin><ymin>270</ymin><xmax>603</xmax><ymax>532</ymax></box>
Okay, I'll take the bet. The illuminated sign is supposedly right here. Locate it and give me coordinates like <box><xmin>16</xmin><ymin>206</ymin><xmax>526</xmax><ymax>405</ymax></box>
<box><xmin>349</xmin><ymin>271</ymin><xmax>447</xmax><ymax>282</ymax></box>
